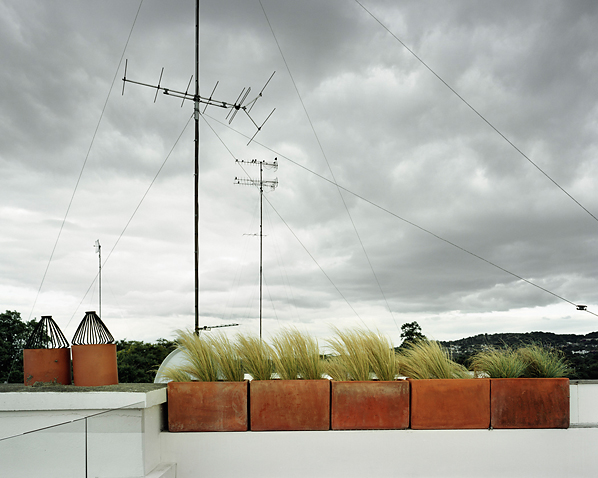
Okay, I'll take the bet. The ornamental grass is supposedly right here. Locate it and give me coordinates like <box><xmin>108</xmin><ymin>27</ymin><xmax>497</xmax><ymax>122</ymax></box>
<box><xmin>326</xmin><ymin>328</ymin><xmax>371</xmax><ymax>381</ymax></box>
<box><xmin>398</xmin><ymin>339</ymin><xmax>470</xmax><ymax>379</ymax></box>
<box><xmin>470</xmin><ymin>346</ymin><xmax>526</xmax><ymax>378</ymax></box>
<box><xmin>158</xmin><ymin>329</ymin><xmax>219</xmax><ymax>382</ymax></box>
<box><xmin>270</xmin><ymin>328</ymin><xmax>325</xmax><ymax>380</ymax></box>
<box><xmin>235</xmin><ymin>334</ymin><xmax>274</xmax><ymax>380</ymax></box>
<box><xmin>325</xmin><ymin>327</ymin><xmax>399</xmax><ymax>381</ymax></box>
<box><xmin>209</xmin><ymin>333</ymin><xmax>244</xmax><ymax>382</ymax></box>
<box><xmin>517</xmin><ymin>343</ymin><xmax>571</xmax><ymax>378</ymax></box>
<box><xmin>470</xmin><ymin>343</ymin><xmax>571</xmax><ymax>378</ymax></box>
<box><xmin>361</xmin><ymin>329</ymin><xmax>399</xmax><ymax>381</ymax></box>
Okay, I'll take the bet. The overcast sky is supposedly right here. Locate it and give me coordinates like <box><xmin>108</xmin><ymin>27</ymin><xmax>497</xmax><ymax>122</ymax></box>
<box><xmin>1</xmin><ymin>0</ymin><xmax>597</xmax><ymax>346</ymax></box>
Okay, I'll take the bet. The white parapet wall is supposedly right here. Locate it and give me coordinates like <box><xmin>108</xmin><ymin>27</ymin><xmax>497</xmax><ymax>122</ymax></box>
<box><xmin>160</xmin><ymin>380</ymin><xmax>598</xmax><ymax>478</ymax></box>
<box><xmin>161</xmin><ymin>427</ymin><xmax>598</xmax><ymax>478</ymax></box>
<box><xmin>570</xmin><ymin>380</ymin><xmax>598</xmax><ymax>426</ymax></box>
<box><xmin>0</xmin><ymin>384</ymin><xmax>174</xmax><ymax>478</ymax></box>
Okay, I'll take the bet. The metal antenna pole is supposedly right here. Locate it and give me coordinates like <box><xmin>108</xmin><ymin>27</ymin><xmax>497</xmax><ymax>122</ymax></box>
<box><xmin>121</xmin><ymin>3</ymin><xmax>275</xmax><ymax>334</ymax></box>
<box><xmin>234</xmin><ymin>158</ymin><xmax>278</xmax><ymax>339</ymax></box>
<box><xmin>194</xmin><ymin>0</ymin><xmax>200</xmax><ymax>334</ymax></box>
<box><xmin>259</xmin><ymin>162</ymin><xmax>263</xmax><ymax>339</ymax></box>
<box><xmin>95</xmin><ymin>240</ymin><xmax>102</xmax><ymax>318</ymax></box>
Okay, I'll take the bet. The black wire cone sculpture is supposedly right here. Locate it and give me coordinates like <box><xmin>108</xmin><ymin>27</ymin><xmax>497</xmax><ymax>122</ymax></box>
<box><xmin>25</xmin><ymin>315</ymin><xmax>69</xmax><ymax>349</ymax></box>
<box><xmin>72</xmin><ymin>311</ymin><xmax>115</xmax><ymax>345</ymax></box>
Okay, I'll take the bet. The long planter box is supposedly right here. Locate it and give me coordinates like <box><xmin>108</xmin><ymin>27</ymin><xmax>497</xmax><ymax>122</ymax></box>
<box><xmin>331</xmin><ymin>380</ymin><xmax>409</xmax><ymax>430</ymax></box>
<box><xmin>23</xmin><ymin>348</ymin><xmax>71</xmax><ymax>385</ymax></box>
<box><xmin>250</xmin><ymin>379</ymin><xmax>330</xmax><ymax>431</ymax></box>
<box><xmin>410</xmin><ymin>378</ymin><xmax>490</xmax><ymax>429</ymax></box>
<box><xmin>491</xmin><ymin>378</ymin><xmax>570</xmax><ymax>429</ymax></box>
<box><xmin>168</xmin><ymin>381</ymin><xmax>248</xmax><ymax>432</ymax></box>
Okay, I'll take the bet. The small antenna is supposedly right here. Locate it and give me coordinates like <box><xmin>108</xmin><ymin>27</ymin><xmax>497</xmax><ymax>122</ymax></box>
<box><xmin>94</xmin><ymin>240</ymin><xmax>101</xmax><ymax>318</ymax></box>
<box><xmin>234</xmin><ymin>158</ymin><xmax>279</xmax><ymax>339</ymax></box>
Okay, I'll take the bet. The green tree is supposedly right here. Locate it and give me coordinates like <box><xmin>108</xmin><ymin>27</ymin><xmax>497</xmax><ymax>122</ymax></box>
<box><xmin>116</xmin><ymin>339</ymin><xmax>176</xmax><ymax>383</ymax></box>
<box><xmin>1</xmin><ymin>310</ymin><xmax>37</xmax><ymax>383</ymax></box>
<box><xmin>400</xmin><ymin>321</ymin><xmax>426</xmax><ymax>347</ymax></box>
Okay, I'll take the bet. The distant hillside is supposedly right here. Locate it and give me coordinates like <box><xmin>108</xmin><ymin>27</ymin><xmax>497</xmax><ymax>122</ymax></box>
<box><xmin>440</xmin><ymin>331</ymin><xmax>598</xmax><ymax>354</ymax></box>
<box><xmin>438</xmin><ymin>331</ymin><xmax>598</xmax><ymax>380</ymax></box>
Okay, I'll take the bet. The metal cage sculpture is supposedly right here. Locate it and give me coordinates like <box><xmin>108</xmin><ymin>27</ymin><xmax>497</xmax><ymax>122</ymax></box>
<box><xmin>72</xmin><ymin>310</ymin><xmax>114</xmax><ymax>345</ymax></box>
<box><xmin>25</xmin><ymin>316</ymin><xmax>69</xmax><ymax>349</ymax></box>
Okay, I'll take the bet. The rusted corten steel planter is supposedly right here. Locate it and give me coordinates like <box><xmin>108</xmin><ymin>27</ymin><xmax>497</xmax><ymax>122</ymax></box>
<box><xmin>71</xmin><ymin>344</ymin><xmax>118</xmax><ymax>386</ymax></box>
<box><xmin>23</xmin><ymin>315</ymin><xmax>71</xmax><ymax>385</ymax></box>
<box><xmin>168</xmin><ymin>381</ymin><xmax>248</xmax><ymax>432</ymax></box>
<box><xmin>410</xmin><ymin>378</ymin><xmax>491</xmax><ymax>430</ymax></box>
<box><xmin>71</xmin><ymin>311</ymin><xmax>118</xmax><ymax>386</ymax></box>
<box><xmin>490</xmin><ymin>378</ymin><xmax>570</xmax><ymax>429</ymax></box>
<box><xmin>250</xmin><ymin>379</ymin><xmax>331</xmax><ymax>431</ymax></box>
<box><xmin>331</xmin><ymin>380</ymin><xmax>410</xmax><ymax>430</ymax></box>
<box><xmin>23</xmin><ymin>348</ymin><xmax>71</xmax><ymax>386</ymax></box>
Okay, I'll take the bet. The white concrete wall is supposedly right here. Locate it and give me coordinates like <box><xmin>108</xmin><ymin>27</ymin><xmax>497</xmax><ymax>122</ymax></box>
<box><xmin>0</xmin><ymin>388</ymin><xmax>168</xmax><ymax>478</ymax></box>
<box><xmin>161</xmin><ymin>381</ymin><xmax>598</xmax><ymax>478</ymax></box>
<box><xmin>570</xmin><ymin>380</ymin><xmax>598</xmax><ymax>426</ymax></box>
<box><xmin>161</xmin><ymin>427</ymin><xmax>598</xmax><ymax>478</ymax></box>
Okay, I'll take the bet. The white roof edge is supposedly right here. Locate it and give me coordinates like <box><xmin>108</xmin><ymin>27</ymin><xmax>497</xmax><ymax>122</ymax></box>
<box><xmin>0</xmin><ymin>387</ymin><xmax>167</xmax><ymax>411</ymax></box>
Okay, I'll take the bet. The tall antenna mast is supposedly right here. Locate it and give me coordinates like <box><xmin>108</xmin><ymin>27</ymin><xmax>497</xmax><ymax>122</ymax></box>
<box><xmin>194</xmin><ymin>0</ymin><xmax>200</xmax><ymax>335</ymax></box>
<box><xmin>234</xmin><ymin>158</ymin><xmax>279</xmax><ymax>339</ymax></box>
<box><xmin>94</xmin><ymin>239</ymin><xmax>101</xmax><ymax>318</ymax></box>
<box><xmin>122</xmin><ymin>0</ymin><xmax>275</xmax><ymax>334</ymax></box>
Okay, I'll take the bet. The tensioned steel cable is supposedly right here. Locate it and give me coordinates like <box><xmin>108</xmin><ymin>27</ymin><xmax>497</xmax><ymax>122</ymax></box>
<box><xmin>259</xmin><ymin>0</ymin><xmax>399</xmax><ymax>332</ymax></box>
<box><xmin>204</xmin><ymin>113</ymin><xmax>598</xmax><ymax>319</ymax></box>
<box><xmin>65</xmin><ymin>114</ymin><xmax>193</xmax><ymax>330</ymax></box>
<box><xmin>201</xmin><ymin>114</ymin><xmax>368</xmax><ymax>328</ymax></box>
<box><xmin>354</xmin><ymin>0</ymin><xmax>598</xmax><ymax>225</ymax></box>
<box><xmin>28</xmin><ymin>1</ymin><xmax>145</xmax><ymax>322</ymax></box>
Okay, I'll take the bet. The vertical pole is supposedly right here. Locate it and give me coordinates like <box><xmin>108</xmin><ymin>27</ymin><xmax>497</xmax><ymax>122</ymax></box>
<box><xmin>98</xmin><ymin>241</ymin><xmax>101</xmax><ymax>318</ymax></box>
<box><xmin>95</xmin><ymin>240</ymin><xmax>102</xmax><ymax>318</ymax></box>
<box><xmin>194</xmin><ymin>0</ymin><xmax>200</xmax><ymax>334</ymax></box>
<box><xmin>259</xmin><ymin>161</ymin><xmax>263</xmax><ymax>340</ymax></box>
<box><xmin>85</xmin><ymin>417</ymin><xmax>88</xmax><ymax>478</ymax></box>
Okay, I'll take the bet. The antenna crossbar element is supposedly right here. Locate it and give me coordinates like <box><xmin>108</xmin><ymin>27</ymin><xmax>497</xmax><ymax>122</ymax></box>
<box><xmin>234</xmin><ymin>177</ymin><xmax>278</xmax><ymax>190</ymax></box>
<box><xmin>122</xmin><ymin>64</ymin><xmax>276</xmax><ymax>143</ymax></box>
<box><xmin>197</xmin><ymin>323</ymin><xmax>240</xmax><ymax>332</ymax></box>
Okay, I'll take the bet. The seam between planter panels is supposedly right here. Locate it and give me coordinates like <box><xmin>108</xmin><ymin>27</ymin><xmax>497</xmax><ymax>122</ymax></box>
<box><xmin>247</xmin><ymin>380</ymin><xmax>251</xmax><ymax>431</ymax></box>
<box><xmin>490</xmin><ymin>378</ymin><xmax>494</xmax><ymax>430</ymax></box>
<box><xmin>326</xmin><ymin>379</ymin><xmax>333</xmax><ymax>430</ymax></box>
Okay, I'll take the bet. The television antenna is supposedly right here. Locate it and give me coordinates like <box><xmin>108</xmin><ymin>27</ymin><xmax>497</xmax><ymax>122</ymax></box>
<box><xmin>94</xmin><ymin>239</ymin><xmax>102</xmax><ymax>318</ymax></box>
<box><xmin>234</xmin><ymin>158</ymin><xmax>279</xmax><ymax>339</ymax></box>
<box><xmin>121</xmin><ymin>0</ymin><xmax>275</xmax><ymax>334</ymax></box>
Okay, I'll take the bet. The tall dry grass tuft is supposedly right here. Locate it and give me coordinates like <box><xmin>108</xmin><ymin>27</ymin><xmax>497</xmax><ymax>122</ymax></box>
<box><xmin>324</xmin><ymin>356</ymin><xmax>351</xmax><ymax>381</ymax></box>
<box><xmin>271</xmin><ymin>328</ymin><xmax>325</xmax><ymax>380</ymax></box>
<box><xmin>517</xmin><ymin>344</ymin><xmax>571</xmax><ymax>378</ymax></box>
<box><xmin>236</xmin><ymin>334</ymin><xmax>273</xmax><ymax>380</ymax></box>
<box><xmin>470</xmin><ymin>347</ymin><xmax>526</xmax><ymax>378</ymax></box>
<box><xmin>270</xmin><ymin>329</ymin><xmax>299</xmax><ymax>380</ymax></box>
<box><xmin>326</xmin><ymin>328</ymin><xmax>371</xmax><ymax>381</ymax></box>
<box><xmin>399</xmin><ymin>340</ymin><xmax>470</xmax><ymax>379</ymax></box>
<box><xmin>361</xmin><ymin>329</ymin><xmax>399</xmax><ymax>381</ymax></box>
<box><xmin>209</xmin><ymin>333</ymin><xmax>244</xmax><ymax>382</ymax></box>
<box><xmin>158</xmin><ymin>330</ymin><xmax>218</xmax><ymax>382</ymax></box>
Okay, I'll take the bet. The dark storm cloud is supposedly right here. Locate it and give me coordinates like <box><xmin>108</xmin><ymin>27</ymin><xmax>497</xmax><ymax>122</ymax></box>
<box><xmin>1</xmin><ymin>0</ymin><xmax>596</xmax><ymax>343</ymax></box>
